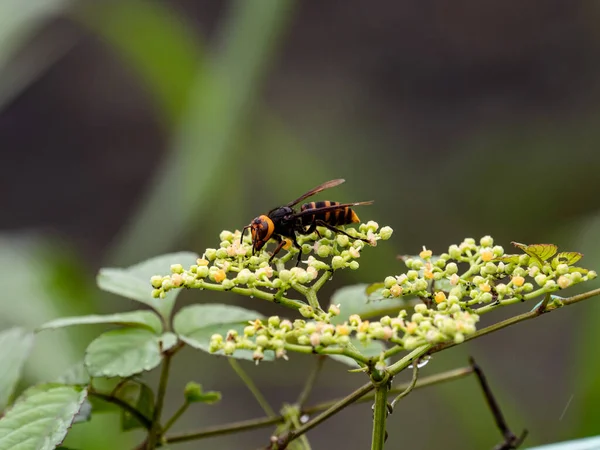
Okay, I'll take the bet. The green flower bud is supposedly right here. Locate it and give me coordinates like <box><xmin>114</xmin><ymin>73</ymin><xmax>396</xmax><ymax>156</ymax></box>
<box><xmin>492</xmin><ymin>245</ymin><xmax>504</xmax><ymax>257</ymax></box>
<box><xmin>522</xmin><ymin>282</ymin><xmax>534</xmax><ymax>292</ymax></box>
<box><xmin>518</xmin><ymin>254</ymin><xmax>530</xmax><ymax>266</ymax></box>
<box><xmin>255</xmin><ymin>335</ymin><xmax>269</xmax><ymax>348</ymax></box>
<box><xmin>244</xmin><ymin>326</ymin><xmax>256</xmax><ymax>337</ymax></box>
<box><xmin>473</xmin><ymin>276</ymin><xmax>484</xmax><ymax>285</ymax></box>
<box><xmin>556</xmin><ymin>264</ymin><xmax>569</xmax><ymax>275</ymax></box>
<box><xmin>434</xmin><ymin>258</ymin><xmax>447</xmax><ymax>268</ymax></box>
<box><xmin>216</xmin><ymin>248</ymin><xmax>228</xmax><ymax>259</ymax></box>
<box><xmin>484</xmin><ymin>262</ymin><xmax>497</xmax><ymax>274</ymax></box>
<box><xmin>414</xmin><ymin>279</ymin><xmax>428</xmax><ymax>291</ymax></box>
<box><xmin>356</xmin><ymin>332</ymin><xmax>367</xmax><ymax>342</ymax></box>
<box><xmin>205</xmin><ymin>248</ymin><xmax>217</xmax><ymax>260</ymax></box>
<box><xmin>407</xmin><ymin>270</ymin><xmax>419</xmax><ymax>281</ymax></box>
<box><xmin>336</xmin><ymin>234</ymin><xmax>350</xmax><ymax>247</ymax></box>
<box><xmin>220</xmin><ymin>240</ymin><xmax>231</xmax><ymax>248</ymax></box>
<box><xmin>331</xmin><ymin>256</ymin><xmax>345</xmax><ymax>270</ymax></box>
<box><xmin>349</xmin><ymin>261</ymin><xmax>360</xmax><ymax>270</ymax></box>
<box><xmin>317</xmin><ymin>244</ymin><xmax>332</xmax><ymax>258</ymax></box>
<box><xmin>412</xmin><ymin>260</ymin><xmax>424</xmax><ymax>270</ymax></box>
<box><xmin>297</xmin><ymin>335</ymin><xmax>310</xmax><ymax>345</ymax></box>
<box><xmin>150</xmin><ymin>275</ymin><xmax>163</xmax><ymax>288</ymax></box>
<box><xmin>222</xmin><ymin>279</ymin><xmax>234</xmax><ymax>290</ymax></box>
<box><xmin>151</xmin><ymin>289</ymin><xmax>161</xmax><ymax>298</ymax></box>
<box><xmin>223</xmin><ymin>342</ymin><xmax>236</xmax><ymax>355</ymax></box>
<box><xmin>299</xmin><ymin>305</ymin><xmax>314</xmax><ymax>318</ymax></box>
<box><xmin>379</xmin><ymin>226</ymin><xmax>393</xmax><ymax>240</ymax></box>
<box><xmin>448</xmin><ymin>245</ymin><xmax>462</xmax><ymax>259</ymax></box>
<box><xmin>480</xmin><ymin>236</ymin><xmax>493</xmax><ymax>247</ymax></box>
<box><xmin>384</xmin><ymin>276</ymin><xmax>397</xmax><ymax>289</ymax></box>
<box><xmin>276</xmin><ymin>270</ymin><xmax>291</xmax><ymax>283</ymax></box>
<box><xmin>445</xmin><ymin>262</ymin><xmax>458</xmax><ymax>275</ymax></box>
<box><xmin>589</xmin><ymin>270</ymin><xmax>598</xmax><ymax>280</ymax></box>
<box><xmin>268</xmin><ymin>316</ymin><xmax>281</xmax><ymax>327</ymax></box>
<box><xmin>411</xmin><ymin>313</ymin><xmax>424</xmax><ymax>323</ymax></box>
<box><xmin>381</xmin><ymin>288</ymin><xmax>391</xmax><ymax>298</ymax></box>
<box><xmin>571</xmin><ymin>271</ymin><xmax>582</xmax><ymax>283</ymax></box>
<box><xmin>170</xmin><ymin>264</ymin><xmax>183</xmax><ymax>274</ymax></box>
<box><xmin>544</xmin><ymin>280</ymin><xmax>557</xmax><ymax>290</ymax></box>
<box><xmin>196</xmin><ymin>265</ymin><xmax>209</xmax><ymax>278</ymax></box>
<box><xmin>535</xmin><ymin>274</ymin><xmax>547</xmax><ymax>286</ymax></box>
<box><xmin>219</xmin><ymin>230</ymin><xmax>234</xmax><ymax>242</ymax></box>
<box><xmin>249</xmin><ymin>256</ymin><xmax>261</xmax><ymax>266</ymax></box>
<box><xmin>414</xmin><ymin>303</ymin><xmax>428</xmax><ymax>314</ymax></box>
<box><xmin>454</xmin><ymin>332</ymin><xmax>465</xmax><ymax>344</ymax></box>
<box><xmin>464</xmin><ymin>238</ymin><xmax>476</xmax><ymax>246</ymax></box>
<box><xmin>480</xmin><ymin>292</ymin><xmax>493</xmax><ymax>303</ymax></box>
<box><xmin>495</xmin><ymin>283</ymin><xmax>508</xmax><ymax>295</ymax></box>
<box><xmin>161</xmin><ymin>279</ymin><xmax>173</xmax><ymax>291</ymax></box>
<box><xmin>302</xmin><ymin>244</ymin><xmax>312</xmax><ymax>254</ymax></box>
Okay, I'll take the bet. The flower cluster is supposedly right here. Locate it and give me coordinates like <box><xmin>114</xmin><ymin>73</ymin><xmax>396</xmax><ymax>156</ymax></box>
<box><xmin>150</xmin><ymin>222</ymin><xmax>393</xmax><ymax>300</ymax></box>
<box><xmin>208</xmin><ymin>301</ymin><xmax>479</xmax><ymax>362</ymax></box>
<box><xmin>379</xmin><ymin>236</ymin><xmax>597</xmax><ymax>313</ymax></box>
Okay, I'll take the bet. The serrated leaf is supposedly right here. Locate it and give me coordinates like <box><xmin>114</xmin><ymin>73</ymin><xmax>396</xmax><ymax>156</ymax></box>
<box><xmin>38</xmin><ymin>310</ymin><xmax>163</xmax><ymax>334</ymax></box>
<box><xmin>569</xmin><ymin>266</ymin><xmax>589</xmax><ymax>275</ymax></box>
<box><xmin>552</xmin><ymin>251</ymin><xmax>583</xmax><ymax>268</ymax></box>
<box><xmin>512</xmin><ymin>242</ymin><xmax>557</xmax><ymax>263</ymax></box>
<box><xmin>0</xmin><ymin>384</ymin><xmax>87</xmax><ymax>450</ymax></box>
<box><xmin>84</xmin><ymin>328</ymin><xmax>168</xmax><ymax>378</ymax></box>
<box><xmin>0</xmin><ymin>327</ymin><xmax>35</xmax><ymax>410</ymax></box>
<box><xmin>330</xmin><ymin>284</ymin><xmax>418</xmax><ymax>325</ymax></box>
<box><xmin>328</xmin><ymin>339</ymin><xmax>388</xmax><ymax>368</ymax></box>
<box><xmin>119</xmin><ymin>382</ymin><xmax>154</xmax><ymax>431</ymax></box>
<box><xmin>492</xmin><ymin>255</ymin><xmax>521</xmax><ymax>264</ymax></box>
<box><xmin>73</xmin><ymin>399</ymin><xmax>92</xmax><ymax>424</ymax></box>
<box><xmin>96</xmin><ymin>252</ymin><xmax>198</xmax><ymax>320</ymax></box>
<box><xmin>173</xmin><ymin>304</ymin><xmax>272</xmax><ymax>361</ymax></box>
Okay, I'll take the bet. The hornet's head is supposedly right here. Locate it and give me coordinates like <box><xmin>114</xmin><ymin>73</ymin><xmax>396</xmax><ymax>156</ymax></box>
<box><xmin>242</xmin><ymin>215</ymin><xmax>274</xmax><ymax>254</ymax></box>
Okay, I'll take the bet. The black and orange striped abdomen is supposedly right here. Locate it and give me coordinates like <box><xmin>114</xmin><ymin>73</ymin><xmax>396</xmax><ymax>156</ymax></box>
<box><xmin>300</xmin><ymin>201</ymin><xmax>360</xmax><ymax>226</ymax></box>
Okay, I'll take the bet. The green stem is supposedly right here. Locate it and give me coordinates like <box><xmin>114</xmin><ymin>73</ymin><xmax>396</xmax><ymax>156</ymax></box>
<box><xmin>165</xmin><ymin>416</ymin><xmax>284</xmax><ymax>444</ymax></box>
<box><xmin>387</xmin><ymin>345</ymin><xmax>431</xmax><ymax>376</ymax></box>
<box><xmin>196</xmin><ymin>279</ymin><xmax>305</xmax><ymax>310</ymax></box>
<box><xmin>296</xmin><ymin>356</ymin><xmax>325</xmax><ymax>408</ymax></box>
<box><xmin>290</xmin><ymin>413</ymin><xmax>312</xmax><ymax>450</ymax></box>
<box><xmin>303</xmin><ymin>365</ymin><xmax>473</xmax><ymax>415</ymax></box>
<box><xmin>430</xmin><ymin>286</ymin><xmax>600</xmax><ymax>355</ymax></box>
<box><xmin>162</xmin><ymin>401</ymin><xmax>189</xmax><ymax>434</ymax></box>
<box><xmin>371</xmin><ymin>381</ymin><xmax>389</xmax><ymax>450</ymax></box>
<box><xmin>312</xmin><ymin>270</ymin><xmax>333</xmax><ymax>293</ymax></box>
<box><xmin>147</xmin><ymin>352</ymin><xmax>173</xmax><ymax>449</ymax></box>
<box><xmin>228</xmin><ymin>358</ymin><xmax>276</xmax><ymax>417</ymax></box>
<box><xmin>389</xmin><ymin>361</ymin><xmax>418</xmax><ymax>409</ymax></box>
<box><xmin>284</xmin><ymin>343</ymin><xmax>370</xmax><ymax>365</ymax></box>
<box><xmin>281</xmin><ymin>382</ymin><xmax>374</xmax><ymax>446</ymax></box>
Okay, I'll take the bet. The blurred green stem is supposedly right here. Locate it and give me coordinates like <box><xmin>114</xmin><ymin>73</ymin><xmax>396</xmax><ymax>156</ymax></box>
<box><xmin>229</xmin><ymin>359</ymin><xmax>276</xmax><ymax>418</ymax></box>
<box><xmin>163</xmin><ymin>365</ymin><xmax>473</xmax><ymax>444</ymax></box>
<box><xmin>295</xmin><ymin>356</ymin><xmax>325</xmax><ymax>408</ymax></box>
<box><xmin>147</xmin><ymin>351</ymin><xmax>174</xmax><ymax>449</ymax></box>
<box><xmin>162</xmin><ymin>401</ymin><xmax>189</xmax><ymax>434</ymax></box>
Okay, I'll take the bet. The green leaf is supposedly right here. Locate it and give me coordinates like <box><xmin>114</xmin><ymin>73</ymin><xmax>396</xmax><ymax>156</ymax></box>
<box><xmin>173</xmin><ymin>304</ymin><xmax>272</xmax><ymax>361</ymax></box>
<box><xmin>84</xmin><ymin>328</ymin><xmax>173</xmax><ymax>378</ymax></box>
<box><xmin>552</xmin><ymin>251</ymin><xmax>583</xmax><ymax>268</ymax></box>
<box><xmin>118</xmin><ymin>382</ymin><xmax>154</xmax><ymax>431</ymax></box>
<box><xmin>492</xmin><ymin>255</ymin><xmax>521</xmax><ymax>264</ymax></box>
<box><xmin>328</xmin><ymin>339</ymin><xmax>388</xmax><ymax>368</ymax></box>
<box><xmin>330</xmin><ymin>284</ymin><xmax>418</xmax><ymax>325</ymax></box>
<box><xmin>525</xmin><ymin>435</ymin><xmax>600</xmax><ymax>450</ymax></box>
<box><xmin>0</xmin><ymin>327</ymin><xmax>35</xmax><ymax>410</ymax></box>
<box><xmin>73</xmin><ymin>399</ymin><xmax>92</xmax><ymax>424</ymax></box>
<box><xmin>512</xmin><ymin>242</ymin><xmax>557</xmax><ymax>264</ymax></box>
<box><xmin>38</xmin><ymin>310</ymin><xmax>163</xmax><ymax>334</ymax></box>
<box><xmin>0</xmin><ymin>384</ymin><xmax>87</xmax><ymax>450</ymax></box>
<box><xmin>96</xmin><ymin>252</ymin><xmax>199</xmax><ymax>320</ymax></box>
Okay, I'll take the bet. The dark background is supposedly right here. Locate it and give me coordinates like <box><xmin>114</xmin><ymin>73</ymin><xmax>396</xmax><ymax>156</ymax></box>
<box><xmin>1</xmin><ymin>1</ymin><xmax>599</xmax><ymax>449</ymax></box>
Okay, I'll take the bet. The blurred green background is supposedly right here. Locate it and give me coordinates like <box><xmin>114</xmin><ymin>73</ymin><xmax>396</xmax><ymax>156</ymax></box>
<box><xmin>1</xmin><ymin>1</ymin><xmax>600</xmax><ymax>449</ymax></box>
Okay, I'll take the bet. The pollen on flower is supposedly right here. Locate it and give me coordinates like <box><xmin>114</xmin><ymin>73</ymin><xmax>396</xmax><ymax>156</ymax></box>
<box><xmin>512</xmin><ymin>275</ymin><xmax>525</xmax><ymax>287</ymax></box>
<box><xmin>419</xmin><ymin>247</ymin><xmax>433</xmax><ymax>259</ymax></box>
<box><xmin>434</xmin><ymin>291</ymin><xmax>447</xmax><ymax>304</ymax></box>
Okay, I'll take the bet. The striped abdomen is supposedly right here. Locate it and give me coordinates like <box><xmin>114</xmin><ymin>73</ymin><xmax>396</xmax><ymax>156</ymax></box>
<box><xmin>300</xmin><ymin>201</ymin><xmax>360</xmax><ymax>226</ymax></box>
